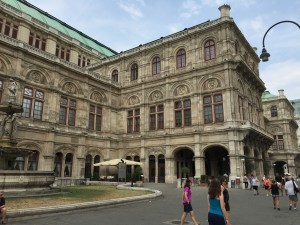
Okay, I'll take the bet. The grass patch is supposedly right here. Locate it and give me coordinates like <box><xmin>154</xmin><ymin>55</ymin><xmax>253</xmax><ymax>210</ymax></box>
<box><xmin>7</xmin><ymin>186</ymin><xmax>151</xmax><ymax>210</ymax></box>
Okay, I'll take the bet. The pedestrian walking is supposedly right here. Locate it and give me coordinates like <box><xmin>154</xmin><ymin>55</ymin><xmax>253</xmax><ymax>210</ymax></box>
<box><xmin>269</xmin><ymin>179</ymin><xmax>281</xmax><ymax>210</ymax></box>
<box><xmin>252</xmin><ymin>175</ymin><xmax>259</xmax><ymax>196</ymax></box>
<box><xmin>243</xmin><ymin>174</ymin><xmax>249</xmax><ymax>189</ymax></box>
<box><xmin>207</xmin><ymin>178</ymin><xmax>229</xmax><ymax>225</ymax></box>
<box><xmin>284</xmin><ymin>174</ymin><xmax>299</xmax><ymax>210</ymax></box>
<box><xmin>220</xmin><ymin>177</ymin><xmax>231</xmax><ymax>225</ymax></box>
<box><xmin>180</xmin><ymin>179</ymin><xmax>198</xmax><ymax>225</ymax></box>
<box><xmin>275</xmin><ymin>173</ymin><xmax>283</xmax><ymax>196</ymax></box>
<box><xmin>0</xmin><ymin>191</ymin><xmax>7</xmax><ymax>224</ymax></box>
<box><xmin>249</xmin><ymin>174</ymin><xmax>254</xmax><ymax>190</ymax></box>
<box><xmin>263</xmin><ymin>176</ymin><xmax>271</xmax><ymax>196</ymax></box>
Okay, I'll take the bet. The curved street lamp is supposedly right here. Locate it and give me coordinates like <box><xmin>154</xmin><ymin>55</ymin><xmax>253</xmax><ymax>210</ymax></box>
<box><xmin>260</xmin><ymin>20</ymin><xmax>300</xmax><ymax>62</ymax></box>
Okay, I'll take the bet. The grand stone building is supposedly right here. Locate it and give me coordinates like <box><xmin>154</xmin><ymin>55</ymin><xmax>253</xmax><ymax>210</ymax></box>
<box><xmin>0</xmin><ymin>0</ymin><xmax>299</xmax><ymax>184</ymax></box>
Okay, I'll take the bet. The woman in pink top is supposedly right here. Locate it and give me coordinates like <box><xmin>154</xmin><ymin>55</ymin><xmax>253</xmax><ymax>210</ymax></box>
<box><xmin>180</xmin><ymin>179</ymin><xmax>199</xmax><ymax>225</ymax></box>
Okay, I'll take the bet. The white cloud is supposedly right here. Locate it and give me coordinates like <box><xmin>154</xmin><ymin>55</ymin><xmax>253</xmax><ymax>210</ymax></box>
<box><xmin>117</xmin><ymin>2</ymin><xmax>143</xmax><ymax>19</ymax></box>
<box><xmin>261</xmin><ymin>60</ymin><xmax>300</xmax><ymax>100</ymax></box>
<box><xmin>180</xmin><ymin>0</ymin><xmax>201</xmax><ymax>19</ymax></box>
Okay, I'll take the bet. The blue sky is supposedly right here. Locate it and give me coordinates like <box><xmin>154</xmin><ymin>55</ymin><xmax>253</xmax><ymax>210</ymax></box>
<box><xmin>28</xmin><ymin>0</ymin><xmax>300</xmax><ymax>100</ymax></box>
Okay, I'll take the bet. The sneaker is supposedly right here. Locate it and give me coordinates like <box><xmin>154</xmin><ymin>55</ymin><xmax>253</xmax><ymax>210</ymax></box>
<box><xmin>294</xmin><ymin>208</ymin><xmax>297</xmax><ymax>210</ymax></box>
<box><xmin>289</xmin><ymin>206</ymin><xmax>292</xmax><ymax>210</ymax></box>
<box><xmin>266</xmin><ymin>194</ymin><xmax>269</xmax><ymax>196</ymax></box>
<box><xmin>277</xmin><ymin>208</ymin><xmax>280</xmax><ymax>211</ymax></box>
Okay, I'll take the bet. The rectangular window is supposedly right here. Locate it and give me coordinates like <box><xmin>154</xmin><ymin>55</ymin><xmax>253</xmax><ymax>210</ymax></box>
<box><xmin>203</xmin><ymin>94</ymin><xmax>223</xmax><ymax>124</ymax></box>
<box><xmin>127</xmin><ymin>109</ymin><xmax>140</xmax><ymax>133</ymax></box>
<box><xmin>22</xmin><ymin>87</ymin><xmax>44</xmax><ymax>119</ymax></box>
<box><xmin>272</xmin><ymin>135</ymin><xmax>284</xmax><ymax>151</ymax></box>
<box><xmin>59</xmin><ymin>97</ymin><xmax>76</xmax><ymax>126</ymax></box>
<box><xmin>174</xmin><ymin>99</ymin><xmax>191</xmax><ymax>127</ymax></box>
<box><xmin>56</xmin><ymin>44</ymin><xmax>70</xmax><ymax>61</ymax></box>
<box><xmin>89</xmin><ymin>105</ymin><xmax>102</xmax><ymax>131</ymax></box>
<box><xmin>77</xmin><ymin>54</ymin><xmax>91</xmax><ymax>67</ymax></box>
<box><xmin>149</xmin><ymin>104</ymin><xmax>164</xmax><ymax>130</ymax></box>
<box><xmin>4</xmin><ymin>22</ymin><xmax>10</xmax><ymax>36</ymax></box>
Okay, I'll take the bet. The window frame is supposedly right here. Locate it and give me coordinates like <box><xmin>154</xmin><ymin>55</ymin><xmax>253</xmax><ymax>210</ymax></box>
<box><xmin>203</xmin><ymin>94</ymin><xmax>224</xmax><ymax>124</ymax></box>
<box><xmin>56</xmin><ymin>44</ymin><xmax>70</xmax><ymax>61</ymax></box>
<box><xmin>88</xmin><ymin>104</ymin><xmax>102</xmax><ymax>131</ymax></box>
<box><xmin>270</xmin><ymin>106</ymin><xmax>278</xmax><ymax>117</ymax></box>
<box><xmin>149</xmin><ymin>104</ymin><xmax>164</xmax><ymax>130</ymax></box>
<box><xmin>176</xmin><ymin>49</ymin><xmax>186</xmax><ymax>68</ymax></box>
<box><xmin>204</xmin><ymin>40</ymin><xmax>216</xmax><ymax>61</ymax></box>
<box><xmin>127</xmin><ymin>108</ymin><xmax>140</xmax><ymax>133</ymax></box>
<box><xmin>131</xmin><ymin>63</ymin><xmax>138</xmax><ymax>81</ymax></box>
<box><xmin>112</xmin><ymin>69</ymin><xmax>119</xmax><ymax>82</ymax></box>
<box><xmin>29</xmin><ymin>32</ymin><xmax>47</xmax><ymax>51</ymax></box>
<box><xmin>152</xmin><ymin>56</ymin><xmax>161</xmax><ymax>75</ymax></box>
<box><xmin>59</xmin><ymin>96</ymin><xmax>76</xmax><ymax>126</ymax></box>
<box><xmin>22</xmin><ymin>87</ymin><xmax>45</xmax><ymax>120</ymax></box>
<box><xmin>174</xmin><ymin>99</ymin><xmax>191</xmax><ymax>127</ymax></box>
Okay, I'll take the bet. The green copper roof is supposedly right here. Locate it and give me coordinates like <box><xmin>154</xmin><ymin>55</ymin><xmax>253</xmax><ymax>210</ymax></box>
<box><xmin>262</xmin><ymin>91</ymin><xmax>277</xmax><ymax>99</ymax></box>
<box><xmin>1</xmin><ymin>0</ymin><xmax>117</xmax><ymax>57</ymax></box>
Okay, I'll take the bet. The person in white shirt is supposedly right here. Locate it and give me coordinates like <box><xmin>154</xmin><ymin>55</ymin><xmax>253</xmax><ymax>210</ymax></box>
<box><xmin>284</xmin><ymin>174</ymin><xmax>298</xmax><ymax>210</ymax></box>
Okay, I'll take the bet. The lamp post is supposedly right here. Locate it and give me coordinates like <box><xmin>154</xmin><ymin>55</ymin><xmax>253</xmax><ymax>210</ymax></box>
<box><xmin>260</xmin><ymin>20</ymin><xmax>300</xmax><ymax>62</ymax></box>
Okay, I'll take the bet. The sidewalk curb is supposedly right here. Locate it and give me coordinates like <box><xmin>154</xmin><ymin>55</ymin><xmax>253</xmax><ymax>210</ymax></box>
<box><xmin>7</xmin><ymin>184</ymin><xmax>162</xmax><ymax>220</ymax></box>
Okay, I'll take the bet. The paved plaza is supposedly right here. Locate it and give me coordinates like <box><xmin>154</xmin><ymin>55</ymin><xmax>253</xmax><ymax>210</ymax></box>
<box><xmin>8</xmin><ymin>183</ymin><xmax>300</xmax><ymax>225</ymax></box>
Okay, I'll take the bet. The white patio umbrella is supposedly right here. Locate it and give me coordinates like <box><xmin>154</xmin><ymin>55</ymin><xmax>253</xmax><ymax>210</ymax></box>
<box><xmin>93</xmin><ymin>158</ymin><xmax>142</xmax><ymax>166</ymax></box>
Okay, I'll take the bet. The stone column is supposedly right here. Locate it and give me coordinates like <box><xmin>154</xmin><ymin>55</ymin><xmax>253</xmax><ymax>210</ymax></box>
<box><xmin>46</xmin><ymin>36</ymin><xmax>57</xmax><ymax>55</ymax></box>
<box><xmin>17</xmin><ymin>22</ymin><xmax>30</xmax><ymax>43</ymax></box>
<box><xmin>155</xmin><ymin>155</ymin><xmax>158</xmax><ymax>183</ymax></box>
<box><xmin>24</xmin><ymin>155</ymin><xmax>29</xmax><ymax>171</ymax></box>
<box><xmin>70</xmin><ymin>47</ymin><xmax>78</xmax><ymax>65</ymax></box>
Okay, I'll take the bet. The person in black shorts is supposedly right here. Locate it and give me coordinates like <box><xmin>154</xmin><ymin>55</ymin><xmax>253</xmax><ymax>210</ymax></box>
<box><xmin>220</xmin><ymin>177</ymin><xmax>231</xmax><ymax>224</ymax></box>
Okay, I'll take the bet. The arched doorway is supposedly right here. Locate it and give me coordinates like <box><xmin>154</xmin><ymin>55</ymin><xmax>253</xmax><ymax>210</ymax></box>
<box><xmin>205</xmin><ymin>146</ymin><xmax>229</xmax><ymax>177</ymax></box>
<box><xmin>93</xmin><ymin>155</ymin><xmax>100</xmax><ymax>179</ymax></box>
<box><xmin>54</xmin><ymin>152</ymin><xmax>63</xmax><ymax>177</ymax></box>
<box><xmin>273</xmin><ymin>161</ymin><xmax>287</xmax><ymax>176</ymax></box>
<box><xmin>85</xmin><ymin>154</ymin><xmax>92</xmax><ymax>179</ymax></box>
<box><xmin>174</xmin><ymin>148</ymin><xmax>195</xmax><ymax>178</ymax></box>
<box><xmin>158</xmin><ymin>154</ymin><xmax>165</xmax><ymax>183</ymax></box>
<box><xmin>149</xmin><ymin>155</ymin><xmax>155</xmax><ymax>182</ymax></box>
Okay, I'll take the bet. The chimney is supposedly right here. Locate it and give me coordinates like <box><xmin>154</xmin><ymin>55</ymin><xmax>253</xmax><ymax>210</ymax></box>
<box><xmin>218</xmin><ymin>4</ymin><xmax>231</xmax><ymax>18</ymax></box>
<box><xmin>278</xmin><ymin>89</ymin><xmax>285</xmax><ymax>98</ymax></box>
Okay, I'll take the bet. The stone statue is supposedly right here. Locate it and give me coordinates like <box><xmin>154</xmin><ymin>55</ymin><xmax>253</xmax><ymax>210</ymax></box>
<box><xmin>0</xmin><ymin>114</ymin><xmax>18</xmax><ymax>140</ymax></box>
<box><xmin>8</xmin><ymin>78</ymin><xmax>18</xmax><ymax>103</ymax></box>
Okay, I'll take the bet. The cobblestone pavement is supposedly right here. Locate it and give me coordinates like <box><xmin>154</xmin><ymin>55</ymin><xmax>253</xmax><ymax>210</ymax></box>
<box><xmin>8</xmin><ymin>183</ymin><xmax>300</xmax><ymax>225</ymax></box>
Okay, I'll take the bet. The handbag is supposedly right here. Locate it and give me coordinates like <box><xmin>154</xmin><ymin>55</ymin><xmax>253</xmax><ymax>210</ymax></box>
<box><xmin>293</xmin><ymin>180</ymin><xmax>300</xmax><ymax>193</ymax></box>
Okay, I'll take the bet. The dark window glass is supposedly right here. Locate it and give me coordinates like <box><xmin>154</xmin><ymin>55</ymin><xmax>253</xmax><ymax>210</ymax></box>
<box><xmin>203</xmin><ymin>94</ymin><xmax>223</xmax><ymax>124</ymax></box>
<box><xmin>112</xmin><ymin>70</ymin><xmax>118</xmax><ymax>82</ymax></box>
<box><xmin>152</xmin><ymin>57</ymin><xmax>161</xmax><ymax>75</ymax></box>
<box><xmin>22</xmin><ymin>87</ymin><xmax>44</xmax><ymax>119</ymax></box>
<box><xmin>131</xmin><ymin>63</ymin><xmax>138</xmax><ymax>81</ymax></box>
<box><xmin>176</xmin><ymin>49</ymin><xmax>186</xmax><ymax>68</ymax></box>
<box><xmin>270</xmin><ymin>106</ymin><xmax>278</xmax><ymax>117</ymax></box>
<box><xmin>204</xmin><ymin>40</ymin><xmax>216</xmax><ymax>61</ymax></box>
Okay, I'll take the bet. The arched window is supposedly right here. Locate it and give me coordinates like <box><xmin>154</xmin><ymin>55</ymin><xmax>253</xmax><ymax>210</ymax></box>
<box><xmin>85</xmin><ymin>154</ymin><xmax>92</xmax><ymax>179</ymax></box>
<box><xmin>64</xmin><ymin>153</ymin><xmax>73</xmax><ymax>177</ymax></box>
<box><xmin>152</xmin><ymin>57</ymin><xmax>161</xmax><ymax>75</ymax></box>
<box><xmin>204</xmin><ymin>40</ymin><xmax>216</xmax><ymax>61</ymax></box>
<box><xmin>270</xmin><ymin>106</ymin><xmax>278</xmax><ymax>117</ymax></box>
<box><xmin>176</xmin><ymin>49</ymin><xmax>186</xmax><ymax>68</ymax></box>
<box><xmin>54</xmin><ymin>152</ymin><xmax>63</xmax><ymax>176</ymax></box>
<box><xmin>131</xmin><ymin>63</ymin><xmax>138</xmax><ymax>81</ymax></box>
<box><xmin>112</xmin><ymin>69</ymin><xmax>118</xmax><ymax>82</ymax></box>
<box><xmin>28</xmin><ymin>151</ymin><xmax>39</xmax><ymax>171</ymax></box>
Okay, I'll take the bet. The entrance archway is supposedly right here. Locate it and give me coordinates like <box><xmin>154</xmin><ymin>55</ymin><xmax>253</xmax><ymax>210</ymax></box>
<box><xmin>174</xmin><ymin>148</ymin><xmax>195</xmax><ymax>178</ymax></box>
<box><xmin>149</xmin><ymin>155</ymin><xmax>155</xmax><ymax>182</ymax></box>
<box><xmin>205</xmin><ymin>146</ymin><xmax>230</xmax><ymax>177</ymax></box>
<box><xmin>273</xmin><ymin>161</ymin><xmax>287</xmax><ymax>176</ymax></box>
<box><xmin>158</xmin><ymin>154</ymin><xmax>165</xmax><ymax>183</ymax></box>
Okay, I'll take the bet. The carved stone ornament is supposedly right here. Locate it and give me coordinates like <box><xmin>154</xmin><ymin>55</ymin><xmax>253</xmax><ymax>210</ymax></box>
<box><xmin>205</xmin><ymin>78</ymin><xmax>220</xmax><ymax>90</ymax></box>
<box><xmin>270</xmin><ymin>126</ymin><xmax>281</xmax><ymax>134</ymax></box>
<box><xmin>0</xmin><ymin>60</ymin><xmax>3</xmax><ymax>72</ymax></box>
<box><xmin>30</xmin><ymin>71</ymin><xmax>43</xmax><ymax>84</ymax></box>
<box><xmin>63</xmin><ymin>82</ymin><xmax>76</xmax><ymax>94</ymax></box>
<box><xmin>175</xmin><ymin>85</ymin><xmax>189</xmax><ymax>96</ymax></box>
<box><xmin>128</xmin><ymin>95</ymin><xmax>140</xmax><ymax>105</ymax></box>
<box><xmin>150</xmin><ymin>90</ymin><xmax>163</xmax><ymax>102</ymax></box>
<box><xmin>92</xmin><ymin>92</ymin><xmax>103</xmax><ymax>103</ymax></box>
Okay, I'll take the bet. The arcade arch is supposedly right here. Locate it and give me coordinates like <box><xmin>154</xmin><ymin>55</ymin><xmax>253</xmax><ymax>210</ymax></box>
<box><xmin>204</xmin><ymin>146</ymin><xmax>230</xmax><ymax>177</ymax></box>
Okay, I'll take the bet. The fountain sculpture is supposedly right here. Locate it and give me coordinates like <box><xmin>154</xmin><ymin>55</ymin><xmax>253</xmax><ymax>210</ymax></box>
<box><xmin>0</xmin><ymin>78</ymin><xmax>55</xmax><ymax>192</ymax></box>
